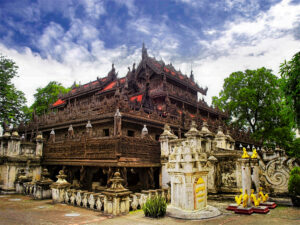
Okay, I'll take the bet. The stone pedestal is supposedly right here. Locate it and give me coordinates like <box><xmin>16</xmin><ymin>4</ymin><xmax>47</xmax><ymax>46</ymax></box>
<box><xmin>50</xmin><ymin>170</ymin><xmax>71</xmax><ymax>203</ymax></box>
<box><xmin>34</xmin><ymin>169</ymin><xmax>53</xmax><ymax>199</ymax></box>
<box><xmin>102</xmin><ymin>171</ymin><xmax>132</xmax><ymax>216</ymax></box>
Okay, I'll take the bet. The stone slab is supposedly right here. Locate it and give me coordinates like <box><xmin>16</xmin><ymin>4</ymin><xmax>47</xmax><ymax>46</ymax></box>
<box><xmin>234</xmin><ymin>207</ymin><xmax>253</xmax><ymax>215</ymax></box>
<box><xmin>167</xmin><ymin>205</ymin><xmax>221</xmax><ymax>220</ymax></box>
<box><xmin>253</xmin><ymin>206</ymin><xmax>269</xmax><ymax>214</ymax></box>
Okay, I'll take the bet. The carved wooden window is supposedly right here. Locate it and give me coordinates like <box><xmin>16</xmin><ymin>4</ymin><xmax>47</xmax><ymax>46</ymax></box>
<box><xmin>103</xmin><ymin>129</ymin><xmax>109</xmax><ymax>137</ymax></box>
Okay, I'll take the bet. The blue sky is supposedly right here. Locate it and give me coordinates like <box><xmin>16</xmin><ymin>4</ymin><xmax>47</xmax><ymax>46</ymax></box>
<box><xmin>0</xmin><ymin>0</ymin><xmax>299</xmax><ymax>106</ymax></box>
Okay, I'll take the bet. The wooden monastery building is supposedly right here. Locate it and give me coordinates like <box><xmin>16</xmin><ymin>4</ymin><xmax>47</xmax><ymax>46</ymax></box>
<box><xmin>22</xmin><ymin>45</ymin><xmax>256</xmax><ymax>192</ymax></box>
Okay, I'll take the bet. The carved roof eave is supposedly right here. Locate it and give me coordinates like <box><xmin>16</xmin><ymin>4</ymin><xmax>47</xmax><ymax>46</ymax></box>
<box><xmin>95</xmin><ymin>88</ymin><xmax>117</xmax><ymax>95</ymax></box>
<box><xmin>167</xmin><ymin>94</ymin><xmax>227</xmax><ymax>118</ymax></box>
<box><xmin>164</xmin><ymin>72</ymin><xmax>206</xmax><ymax>94</ymax></box>
<box><xmin>197</xmin><ymin>103</ymin><xmax>228</xmax><ymax>118</ymax></box>
<box><xmin>136</xmin><ymin>57</ymin><xmax>205</xmax><ymax>94</ymax></box>
<box><xmin>59</xmin><ymin>75</ymin><xmax>117</xmax><ymax>101</ymax></box>
<box><xmin>146</xmin><ymin>57</ymin><xmax>207</xmax><ymax>95</ymax></box>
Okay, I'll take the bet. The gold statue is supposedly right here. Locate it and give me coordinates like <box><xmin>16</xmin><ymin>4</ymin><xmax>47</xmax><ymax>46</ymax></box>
<box><xmin>242</xmin><ymin>189</ymin><xmax>249</xmax><ymax>208</ymax></box>
<box><xmin>259</xmin><ymin>187</ymin><xmax>269</xmax><ymax>203</ymax></box>
<box><xmin>242</xmin><ymin>147</ymin><xmax>250</xmax><ymax>158</ymax></box>
<box><xmin>235</xmin><ymin>188</ymin><xmax>243</xmax><ymax>205</ymax></box>
<box><xmin>251</xmin><ymin>149</ymin><xmax>258</xmax><ymax>159</ymax></box>
<box><xmin>250</xmin><ymin>189</ymin><xmax>261</xmax><ymax>206</ymax></box>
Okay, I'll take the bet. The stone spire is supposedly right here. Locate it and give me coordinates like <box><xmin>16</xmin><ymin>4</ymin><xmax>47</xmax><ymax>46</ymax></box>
<box><xmin>141</xmin><ymin>124</ymin><xmax>148</xmax><ymax>138</ymax></box>
<box><xmin>114</xmin><ymin>109</ymin><xmax>122</xmax><ymax>136</ymax></box>
<box><xmin>185</xmin><ymin>120</ymin><xmax>200</xmax><ymax>138</ymax></box>
<box><xmin>86</xmin><ymin>120</ymin><xmax>92</xmax><ymax>136</ymax></box>
<box><xmin>160</xmin><ymin>124</ymin><xmax>177</xmax><ymax>139</ymax></box>
<box><xmin>50</xmin><ymin>128</ymin><xmax>55</xmax><ymax>143</ymax></box>
<box><xmin>199</xmin><ymin>121</ymin><xmax>213</xmax><ymax>137</ymax></box>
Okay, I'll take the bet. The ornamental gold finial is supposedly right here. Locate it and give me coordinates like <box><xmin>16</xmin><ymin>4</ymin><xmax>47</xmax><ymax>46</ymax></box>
<box><xmin>242</xmin><ymin>147</ymin><xmax>250</xmax><ymax>158</ymax></box>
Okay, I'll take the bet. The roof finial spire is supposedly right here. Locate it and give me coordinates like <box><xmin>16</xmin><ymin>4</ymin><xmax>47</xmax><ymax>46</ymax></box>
<box><xmin>190</xmin><ymin>70</ymin><xmax>194</xmax><ymax>81</ymax></box>
<box><xmin>142</xmin><ymin>42</ymin><xmax>148</xmax><ymax>59</ymax></box>
<box><xmin>190</xmin><ymin>62</ymin><xmax>194</xmax><ymax>81</ymax></box>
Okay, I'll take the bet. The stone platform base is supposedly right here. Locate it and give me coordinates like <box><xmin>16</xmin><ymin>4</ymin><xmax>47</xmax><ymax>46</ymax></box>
<box><xmin>260</xmin><ymin>202</ymin><xmax>277</xmax><ymax>209</ymax></box>
<box><xmin>234</xmin><ymin>207</ymin><xmax>253</xmax><ymax>215</ymax></box>
<box><xmin>166</xmin><ymin>205</ymin><xmax>221</xmax><ymax>220</ymax></box>
<box><xmin>226</xmin><ymin>203</ymin><xmax>238</xmax><ymax>211</ymax></box>
<box><xmin>0</xmin><ymin>188</ymin><xmax>17</xmax><ymax>195</ymax></box>
<box><xmin>253</xmin><ymin>206</ymin><xmax>269</xmax><ymax>214</ymax></box>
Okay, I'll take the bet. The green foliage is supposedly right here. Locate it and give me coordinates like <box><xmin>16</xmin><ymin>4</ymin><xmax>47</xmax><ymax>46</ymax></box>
<box><xmin>288</xmin><ymin>167</ymin><xmax>300</xmax><ymax>206</ymax></box>
<box><xmin>0</xmin><ymin>54</ymin><xmax>27</xmax><ymax>125</ymax></box>
<box><xmin>286</xmin><ymin>138</ymin><xmax>300</xmax><ymax>159</ymax></box>
<box><xmin>212</xmin><ymin>67</ymin><xmax>294</xmax><ymax>147</ymax></box>
<box><xmin>30</xmin><ymin>81</ymin><xmax>70</xmax><ymax>116</ymax></box>
<box><xmin>280</xmin><ymin>52</ymin><xmax>300</xmax><ymax>128</ymax></box>
<box><xmin>142</xmin><ymin>196</ymin><xmax>167</xmax><ymax>218</ymax></box>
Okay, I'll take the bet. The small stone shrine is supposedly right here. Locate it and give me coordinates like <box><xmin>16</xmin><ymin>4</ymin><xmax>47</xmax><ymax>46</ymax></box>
<box><xmin>102</xmin><ymin>171</ymin><xmax>132</xmax><ymax>216</ymax></box>
<box><xmin>34</xmin><ymin>168</ymin><xmax>53</xmax><ymax>199</ymax></box>
<box><xmin>15</xmin><ymin>168</ymin><xmax>31</xmax><ymax>194</ymax></box>
<box><xmin>164</xmin><ymin>121</ymin><xmax>221</xmax><ymax>219</ymax></box>
<box><xmin>50</xmin><ymin>170</ymin><xmax>71</xmax><ymax>203</ymax></box>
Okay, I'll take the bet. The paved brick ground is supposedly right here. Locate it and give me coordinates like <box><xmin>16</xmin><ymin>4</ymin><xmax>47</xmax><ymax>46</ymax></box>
<box><xmin>0</xmin><ymin>194</ymin><xmax>299</xmax><ymax>225</ymax></box>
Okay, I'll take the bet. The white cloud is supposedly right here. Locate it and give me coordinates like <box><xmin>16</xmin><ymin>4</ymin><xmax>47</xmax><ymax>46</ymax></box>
<box><xmin>81</xmin><ymin>0</ymin><xmax>106</xmax><ymax>19</ymax></box>
<box><xmin>202</xmin><ymin>0</ymin><xmax>300</xmax><ymax>51</ymax></box>
<box><xmin>39</xmin><ymin>22</ymin><xmax>65</xmax><ymax>49</ymax></box>
<box><xmin>193</xmin><ymin>35</ymin><xmax>300</xmax><ymax>105</ymax></box>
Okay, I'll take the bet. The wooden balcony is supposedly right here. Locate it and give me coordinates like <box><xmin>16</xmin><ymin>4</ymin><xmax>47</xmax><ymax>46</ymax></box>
<box><xmin>42</xmin><ymin>136</ymin><xmax>161</xmax><ymax>167</ymax></box>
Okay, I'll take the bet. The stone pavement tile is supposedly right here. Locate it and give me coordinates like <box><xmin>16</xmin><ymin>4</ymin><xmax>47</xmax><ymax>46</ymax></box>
<box><xmin>0</xmin><ymin>195</ymin><xmax>299</xmax><ymax>225</ymax></box>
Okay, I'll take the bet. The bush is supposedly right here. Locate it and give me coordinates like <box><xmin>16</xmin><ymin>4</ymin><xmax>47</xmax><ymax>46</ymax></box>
<box><xmin>142</xmin><ymin>196</ymin><xmax>167</xmax><ymax>218</ymax></box>
<box><xmin>288</xmin><ymin>166</ymin><xmax>300</xmax><ymax>206</ymax></box>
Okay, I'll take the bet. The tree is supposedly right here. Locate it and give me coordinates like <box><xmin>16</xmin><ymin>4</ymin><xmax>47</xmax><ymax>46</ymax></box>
<box><xmin>280</xmin><ymin>52</ymin><xmax>300</xmax><ymax>128</ymax></box>
<box><xmin>0</xmin><ymin>54</ymin><xmax>27</xmax><ymax>125</ymax></box>
<box><xmin>30</xmin><ymin>81</ymin><xmax>70</xmax><ymax>116</ymax></box>
<box><xmin>212</xmin><ymin>67</ymin><xmax>294</xmax><ymax>146</ymax></box>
